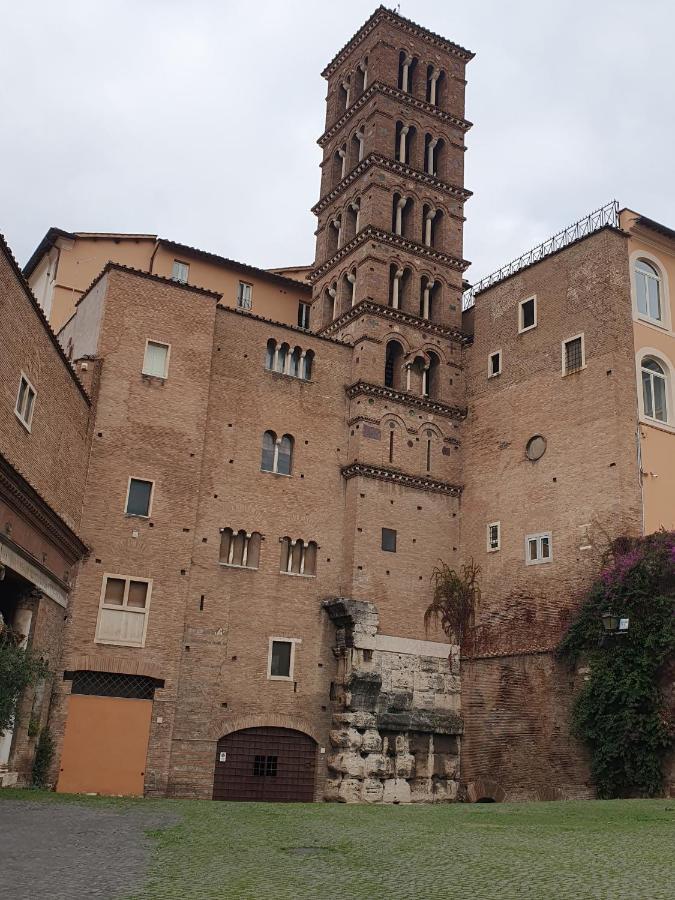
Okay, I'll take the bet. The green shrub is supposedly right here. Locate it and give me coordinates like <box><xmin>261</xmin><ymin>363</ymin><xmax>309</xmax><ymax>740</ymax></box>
<box><xmin>558</xmin><ymin>530</ymin><xmax>675</xmax><ymax>798</ymax></box>
<box><xmin>31</xmin><ymin>726</ymin><xmax>54</xmax><ymax>788</ymax></box>
<box><xmin>0</xmin><ymin>628</ymin><xmax>48</xmax><ymax>735</ymax></box>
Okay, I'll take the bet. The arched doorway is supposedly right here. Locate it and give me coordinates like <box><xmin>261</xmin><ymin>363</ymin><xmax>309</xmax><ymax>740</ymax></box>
<box><xmin>213</xmin><ymin>727</ymin><xmax>317</xmax><ymax>802</ymax></box>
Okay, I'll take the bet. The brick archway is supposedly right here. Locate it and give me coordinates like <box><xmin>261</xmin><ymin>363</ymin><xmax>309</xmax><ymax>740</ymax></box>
<box><xmin>465</xmin><ymin>778</ymin><xmax>506</xmax><ymax>803</ymax></box>
<box><xmin>210</xmin><ymin>714</ymin><xmax>322</xmax><ymax>744</ymax></box>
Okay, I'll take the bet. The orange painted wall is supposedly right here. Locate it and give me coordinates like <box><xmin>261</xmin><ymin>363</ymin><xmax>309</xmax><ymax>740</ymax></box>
<box><xmin>56</xmin><ymin>695</ymin><xmax>152</xmax><ymax>796</ymax></box>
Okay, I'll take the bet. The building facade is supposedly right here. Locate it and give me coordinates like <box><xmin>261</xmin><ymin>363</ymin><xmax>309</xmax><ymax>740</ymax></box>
<box><xmin>2</xmin><ymin>6</ymin><xmax>674</xmax><ymax>801</ymax></box>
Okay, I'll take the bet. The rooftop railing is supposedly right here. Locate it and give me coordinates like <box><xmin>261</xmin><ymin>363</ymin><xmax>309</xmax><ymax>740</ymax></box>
<box><xmin>462</xmin><ymin>200</ymin><xmax>620</xmax><ymax>310</ymax></box>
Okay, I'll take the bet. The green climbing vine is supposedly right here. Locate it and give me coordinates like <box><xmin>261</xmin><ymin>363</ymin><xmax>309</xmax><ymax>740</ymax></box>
<box><xmin>424</xmin><ymin>559</ymin><xmax>481</xmax><ymax>645</ymax></box>
<box><xmin>0</xmin><ymin>627</ymin><xmax>48</xmax><ymax>736</ymax></box>
<box><xmin>557</xmin><ymin>530</ymin><xmax>675</xmax><ymax>798</ymax></box>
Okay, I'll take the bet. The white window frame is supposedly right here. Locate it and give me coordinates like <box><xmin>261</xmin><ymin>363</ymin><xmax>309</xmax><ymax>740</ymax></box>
<box><xmin>636</xmin><ymin>348</ymin><xmax>674</xmax><ymax>431</ymax></box>
<box><xmin>15</xmin><ymin>372</ymin><xmax>36</xmax><ymax>432</ymax></box>
<box><xmin>267</xmin><ymin>636</ymin><xmax>301</xmax><ymax>681</ymax></box>
<box><xmin>525</xmin><ymin>532</ymin><xmax>552</xmax><ymax>566</ymax></box>
<box><xmin>95</xmin><ymin>573</ymin><xmax>152</xmax><ymax>648</ymax></box>
<box><xmin>561</xmin><ymin>333</ymin><xmax>586</xmax><ymax>376</ymax></box>
<box><xmin>142</xmin><ymin>339</ymin><xmax>171</xmax><ymax>379</ymax></box>
<box><xmin>124</xmin><ymin>476</ymin><xmax>155</xmax><ymax>518</ymax></box>
<box><xmin>171</xmin><ymin>259</ymin><xmax>190</xmax><ymax>284</ymax></box>
<box><xmin>487</xmin><ymin>522</ymin><xmax>501</xmax><ymax>552</ymax></box>
<box><xmin>629</xmin><ymin>250</ymin><xmax>671</xmax><ymax>333</ymax></box>
<box><xmin>237</xmin><ymin>281</ymin><xmax>253</xmax><ymax>310</ymax></box>
<box><xmin>298</xmin><ymin>301</ymin><xmax>311</xmax><ymax>329</ymax></box>
<box><xmin>487</xmin><ymin>349</ymin><xmax>502</xmax><ymax>378</ymax></box>
<box><xmin>518</xmin><ymin>295</ymin><xmax>537</xmax><ymax>334</ymax></box>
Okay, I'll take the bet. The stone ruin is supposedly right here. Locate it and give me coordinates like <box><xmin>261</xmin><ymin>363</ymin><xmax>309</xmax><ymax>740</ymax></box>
<box><xmin>323</xmin><ymin>597</ymin><xmax>462</xmax><ymax>803</ymax></box>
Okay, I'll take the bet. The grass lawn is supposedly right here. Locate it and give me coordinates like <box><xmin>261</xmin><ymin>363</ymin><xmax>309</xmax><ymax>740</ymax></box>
<box><xmin>2</xmin><ymin>790</ymin><xmax>674</xmax><ymax>899</ymax></box>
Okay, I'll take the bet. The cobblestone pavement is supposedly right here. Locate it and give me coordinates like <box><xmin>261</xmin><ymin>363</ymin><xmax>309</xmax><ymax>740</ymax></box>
<box><xmin>1</xmin><ymin>792</ymin><xmax>674</xmax><ymax>899</ymax></box>
<box><xmin>0</xmin><ymin>797</ymin><xmax>178</xmax><ymax>899</ymax></box>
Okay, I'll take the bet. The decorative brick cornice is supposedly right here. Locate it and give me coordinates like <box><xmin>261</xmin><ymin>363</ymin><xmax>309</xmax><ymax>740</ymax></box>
<box><xmin>341</xmin><ymin>461</ymin><xmax>462</xmax><ymax>497</ymax></box>
<box><xmin>321</xmin><ymin>299</ymin><xmax>470</xmax><ymax>345</ymax></box>
<box><xmin>322</xmin><ymin>6</ymin><xmax>474</xmax><ymax>79</ymax></box>
<box><xmin>318</xmin><ymin>81</ymin><xmax>471</xmax><ymax>149</ymax></box>
<box><xmin>310</xmin><ymin>226</ymin><xmax>468</xmax><ymax>283</ymax></box>
<box><xmin>0</xmin><ymin>452</ymin><xmax>88</xmax><ymax>565</ymax></box>
<box><xmin>312</xmin><ymin>153</ymin><xmax>471</xmax><ymax>216</ymax></box>
<box><xmin>345</xmin><ymin>380</ymin><xmax>467</xmax><ymax>421</ymax></box>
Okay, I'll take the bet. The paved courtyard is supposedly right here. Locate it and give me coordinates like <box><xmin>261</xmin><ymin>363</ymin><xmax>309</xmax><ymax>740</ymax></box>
<box><xmin>1</xmin><ymin>790</ymin><xmax>674</xmax><ymax>899</ymax></box>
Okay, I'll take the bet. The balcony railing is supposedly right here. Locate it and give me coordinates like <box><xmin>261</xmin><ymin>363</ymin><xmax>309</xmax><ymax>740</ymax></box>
<box><xmin>462</xmin><ymin>200</ymin><xmax>620</xmax><ymax>310</ymax></box>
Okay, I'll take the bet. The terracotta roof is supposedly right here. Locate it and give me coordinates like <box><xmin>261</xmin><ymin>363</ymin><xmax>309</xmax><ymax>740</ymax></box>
<box><xmin>322</xmin><ymin>5</ymin><xmax>474</xmax><ymax>79</ymax></box>
<box><xmin>0</xmin><ymin>232</ymin><xmax>90</xmax><ymax>404</ymax></box>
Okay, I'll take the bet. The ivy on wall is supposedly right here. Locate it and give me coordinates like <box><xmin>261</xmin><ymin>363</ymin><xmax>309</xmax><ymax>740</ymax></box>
<box><xmin>558</xmin><ymin>531</ymin><xmax>675</xmax><ymax>798</ymax></box>
<box><xmin>0</xmin><ymin>628</ymin><xmax>48</xmax><ymax>736</ymax></box>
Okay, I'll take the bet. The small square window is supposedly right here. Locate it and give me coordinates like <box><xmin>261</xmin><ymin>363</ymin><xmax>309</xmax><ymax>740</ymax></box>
<box><xmin>487</xmin><ymin>522</ymin><xmax>500</xmax><ymax>552</ymax></box>
<box><xmin>298</xmin><ymin>301</ymin><xmax>311</xmax><ymax>329</ymax></box>
<box><xmin>382</xmin><ymin>528</ymin><xmax>397</xmax><ymax>552</ymax></box>
<box><xmin>562</xmin><ymin>335</ymin><xmax>585</xmax><ymax>375</ymax></box>
<box><xmin>15</xmin><ymin>373</ymin><xmax>36</xmax><ymax>431</ymax></box>
<box><xmin>125</xmin><ymin>478</ymin><xmax>154</xmax><ymax>517</ymax></box>
<box><xmin>519</xmin><ymin>296</ymin><xmax>537</xmax><ymax>333</ymax></box>
<box><xmin>525</xmin><ymin>532</ymin><xmax>552</xmax><ymax>565</ymax></box>
<box><xmin>488</xmin><ymin>350</ymin><xmax>502</xmax><ymax>378</ymax></box>
<box><xmin>171</xmin><ymin>260</ymin><xmax>189</xmax><ymax>284</ymax></box>
<box><xmin>142</xmin><ymin>340</ymin><xmax>170</xmax><ymax>378</ymax></box>
<box><xmin>237</xmin><ymin>282</ymin><xmax>253</xmax><ymax>310</ymax></box>
<box><xmin>268</xmin><ymin>638</ymin><xmax>298</xmax><ymax>680</ymax></box>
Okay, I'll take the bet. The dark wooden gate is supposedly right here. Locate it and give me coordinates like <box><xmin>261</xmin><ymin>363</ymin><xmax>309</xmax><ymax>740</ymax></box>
<box><xmin>212</xmin><ymin>727</ymin><xmax>317</xmax><ymax>802</ymax></box>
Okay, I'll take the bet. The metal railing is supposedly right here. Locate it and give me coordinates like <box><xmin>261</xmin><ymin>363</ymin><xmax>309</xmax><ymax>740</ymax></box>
<box><xmin>462</xmin><ymin>200</ymin><xmax>620</xmax><ymax>310</ymax></box>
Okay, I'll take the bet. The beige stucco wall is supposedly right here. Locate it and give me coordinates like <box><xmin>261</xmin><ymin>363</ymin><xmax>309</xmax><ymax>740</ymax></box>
<box><xmin>621</xmin><ymin>209</ymin><xmax>675</xmax><ymax>533</ymax></box>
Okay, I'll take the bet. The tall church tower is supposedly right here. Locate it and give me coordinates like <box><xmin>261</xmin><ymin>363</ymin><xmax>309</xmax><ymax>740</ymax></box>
<box><xmin>313</xmin><ymin>8</ymin><xmax>475</xmax><ymax>803</ymax></box>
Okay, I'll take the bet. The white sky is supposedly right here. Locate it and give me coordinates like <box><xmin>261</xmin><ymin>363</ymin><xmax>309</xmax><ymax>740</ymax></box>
<box><xmin>1</xmin><ymin>0</ymin><xmax>674</xmax><ymax>284</ymax></box>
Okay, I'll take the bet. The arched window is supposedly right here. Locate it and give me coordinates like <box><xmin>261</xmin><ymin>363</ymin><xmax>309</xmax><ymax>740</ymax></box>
<box><xmin>219</xmin><ymin>529</ymin><xmax>261</xmax><ymax>569</ymax></box>
<box><xmin>265</xmin><ymin>339</ymin><xmax>276</xmax><ymax>370</ymax></box>
<box><xmin>277</xmin><ymin>342</ymin><xmax>290</xmax><ymax>374</ymax></box>
<box><xmin>398</xmin><ymin>52</ymin><xmax>416</xmax><ymax>92</ymax></box>
<box><xmin>346</xmin><ymin>199</ymin><xmax>360</xmax><ymax>240</ymax></box>
<box><xmin>261</xmin><ymin>430</ymin><xmax>277</xmax><ymax>472</ymax></box>
<box><xmin>339</xmin><ymin>77</ymin><xmax>350</xmax><ymax>110</ymax></box>
<box><xmin>641</xmin><ymin>357</ymin><xmax>668</xmax><ymax>422</ymax></box>
<box><xmin>343</xmin><ymin>269</ymin><xmax>356</xmax><ymax>308</ymax></box>
<box><xmin>355</xmin><ymin>57</ymin><xmax>368</xmax><ymax>95</ymax></box>
<box><xmin>387</xmin><ymin>422</ymin><xmax>396</xmax><ymax>463</ymax></box>
<box><xmin>333</xmin><ymin>145</ymin><xmax>347</xmax><ymax>186</ymax></box>
<box><xmin>280</xmin><ymin>538</ymin><xmax>317</xmax><ymax>576</ymax></box>
<box><xmin>325</xmin><ymin>283</ymin><xmax>337</xmax><ymax>322</ymax></box>
<box><xmin>423</xmin><ymin>205</ymin><xmax>441</xmax><ymax>247</ymax></box>
<box><xmin>304</xmin><ymin>350</ymin><xmax>314</xmax><ymax>380</ymax></box>
<box><xmin>424</xmin><ymin>352</ymin><xmax>441</xmax><ymax>399</ymax></box>
<box><xmin>395</xmin><ymin>122</ymin><xmax>416</xmax><ymax>164</ymax></box>
<box><xmin>635</xmin><ymin>259</ymin><xmax>662</xmax><ymax>323</ymax></box>
<box><xmin>426</xmin><ymin>66</ymin><xmax>444</xmax><ymax>105</ymax></box>
<box><xmin>385</xmin><ymin>340</ymin><xmax>405</xmax><ymax>389</ymax></box>
<box><xmin>290</xmin><ymin>347</ymin><xmax>302</xmax><ymax>378</ymax></box>
<box><xmin>351</xmin><ymin>128</ymin><xmax>365</xmax><ymax>165</ymax></box>
<box><xmin>277</xmin><ymin>434</ymin><xmax>294</xmax><ymax>475</ymax></box>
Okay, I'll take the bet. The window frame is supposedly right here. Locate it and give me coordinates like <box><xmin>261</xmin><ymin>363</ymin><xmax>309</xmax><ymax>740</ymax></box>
<box><xmin>297</xmin><ymin>301</ymin><xmax>311</xmax><ymax>330</ymax></box>
<box><xmin>142</xmin><ymin>339</ymin><xmax>171</xmax><ymax>379</ymax></box>
<box><xmin>237</xmin><ymin>281</ymin><xmax>253</xmax><ymax>310</ymax></box>
<box><xmin>525</xmin><ymin>532</ymin><xmax>553</xmax><ymax>566</ymax></box>
<box><xmin>219</xmin><ymin>528</ymin><xmax>261</xmax><ymax>570</ymax></box>
<box><xmin>638</xmin><ymin>351</ymin><xmax>672</xmax><ymax>427</ymax></box>
<box><xmin>124</xmin><ymin>477</ymin><xmax>155</xmax><ymax>518</ymax></box>
<box><xmin>15</xmin><ymin>372</ymin><xmax>36</xmax><ymax>432</ymax></box>
<box><xmin>561</xmin><ymin>333</ymin><xmax>586</xmax><ymax>376</ymax></box>
<box><xmin>95</xmin><ymin>573</ymin><xmax>153</xmax><ymax>648</ymax></box>
<box><xmin>171</xmin><ymin>259</ymin><xmax>190</xmax><ymax>284</ymax></box>
<box><xmin>487</xmin><ymin>521</ymin><xmax>501</xmax><ymax>552</ymax></box>
<box><xmin>518</xmin><ymin>295</ymin><xmax>537</xmax><ymax>334</ymax></box>
<box><xmin>267</xmin><ymin>636</ymin><xmax>301</xmax><ymax>681</ymax></box>
<box><xmin>487</xmin><ymin>349</ymin><xmax>502</xmax><ymax>379</ymax></box>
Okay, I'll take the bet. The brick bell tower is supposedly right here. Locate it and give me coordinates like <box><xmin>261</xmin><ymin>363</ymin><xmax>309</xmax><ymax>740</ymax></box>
<box><xmin>312</xmin><ymin>8</ymin><xmax>475</xmax><ymax>803</ymax></box>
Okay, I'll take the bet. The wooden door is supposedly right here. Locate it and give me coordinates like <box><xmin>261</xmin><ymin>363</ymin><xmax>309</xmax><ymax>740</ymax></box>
<box><xmin>213</xmin><ymin>727</ymin><xmax>316</xmax><ymax>802</ymax></box>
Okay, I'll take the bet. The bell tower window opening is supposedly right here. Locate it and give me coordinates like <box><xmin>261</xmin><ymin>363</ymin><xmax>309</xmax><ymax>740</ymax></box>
<box><xmin>346</xmin><ymin>198</ymin><xmax>361</xmax><ymax>240</ymax></box>
<box><xmin>351</xmin><ymin>128</ymin><xmax>365</xmax><ymax>165</ymax></box>
<box><xmin>385</xmin><ymin>340</ymin><xmax>405</xmax><ymax>390</ymax></box>
<box><xmin>388</xmin><ymin>424</ymin><xmax>396</xmax><ymax>463</ymax></box>
<box><xmin>325</xmin><ymin>283</ymin><xmax>337</xmax><ymax>322</ymax></box>
<box><xmin>344</xmin><ymin>269</ymin><xmax>357</xmax><ymax>307</ymax></box>
<box><xmin>420</xmin><ymin>276</ymin><xmax>437</xmax><ymax>320</ymax></box>
<box><xmin>398</xmin><ymin>52</ymin><xmax>416</xmax><ymax>93</ymax></box>
<box><xmin>395</xmin><ymin>122</ymin><xmax>416</xmax><ymax>165</ymax></box>
<box><xmin>423</xmin><ymin>351</ymin><xmax>441</xmax><ymax>399</ymax></box>
<box><xmin>333</xmin><ymin>145</ymin><xmax>347</xmax><ymax>186</ymax></box>
<box><xmin>423</xmin><ymin>206</ymin><xmax>442</xmax><ymax>248</ymax></box>
<box><xmin>339</xmin><ymin>76</ymin><xmax>351</xmax><ymax>110</ymax></box>
<box><xmin>426</xmin><ymin>66</ymin><xmax>444</xmax><ymax>105</ymax></box>
<box><xmin>355</xmin><ymin>57</ymin><xmax>368</xmax><ymax>95</ymax></box>
<box><xmin>425</xmin><ymin>431</ymin><xmax>433</xmax><ymax>473</ymax></box>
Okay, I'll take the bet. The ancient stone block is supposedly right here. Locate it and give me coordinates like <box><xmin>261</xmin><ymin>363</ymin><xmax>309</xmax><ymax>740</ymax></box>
<box><xmin>337</xmin><ymin>777</ymin><xmax>362</xmax><ymax>803</ymax></box>
<box><xmin>382</xmin><ymin>777</ymin><xmax>412</xmax><ymax>804</ymax></box>
<box><xmin>395</xmin><ymin>752</ymin><xmax>415</xmax><ymax>778</ymax></box>
<box><xmin>364</xmin><ymin>753</ymin><xmax>387</xmax><ymax>777</ymax></box>
<box><xmin>361</xmin><ymin>728</ymin><xmax>382</xmax><ymax>753</ymax></box>
<box><xmin>362</xmin><ymin>777</ymin><xmax>385</xmax><ymax>803</ymax></box>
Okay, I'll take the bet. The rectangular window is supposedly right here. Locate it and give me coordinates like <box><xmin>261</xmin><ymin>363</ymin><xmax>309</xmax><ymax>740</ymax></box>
<box><xmin>125</xmin><ymin>478</ymin><xmax>154</xmax><ymax>517</ymax></box>
<box><xmin>15</xmin><ymin>373</ymin><xmax>36</xmax><ymax>431</ymax></box>
<box><xmin>487</xmin><ymin>522</ymin><xmax>500</xmax><ymax>552</ymax></box>
<box><xmin>171</xmin><ymin>260</ymin><xmax>189</xmax><ymax>284</ymax></box>
<box><xmin>381</xmin><ymin>528</ymin><xmax>397</xmax><ymax>552</ymax></box>
<box><xmin>297</xmin><ymin>301</ymin><xmax>310</xmax><ymax>329</ymax></box>
<box><xmin>488</xmin><ymin>350</ymin><xmax>502</xmax><ymax>378</ymax></box>
<box><xmin>519</xmin><ymin>296</ymin><xmax>537</xmax><ymax>333</ymax></box>
<box><xmin>253</xmin><ymin>755</ymin><xmax>278</xmax><ymax>777</ymax></box>
<box><xmin>525</xmin><ymin>532</ymin><xmax>552</xmax><ymax>566</ymax></box>
<box><xmin>237</xmin><ymin>281</ymin><xmax>253</xmax><ymax>310</ymax></box>
<box><xmin>95</xmin><ymin>574</ymin><xmax>152</xmax><ymax>647</ymax></box>
<box><xmin>142</xmin><ymin>340</ymin><xmax>170</xmax><ymax>378</ymax></box>
<box><xmin>267</xmin><ymin>637</ymin><xmax>299</xmax><ymax>680</ymax></box>
<box><xmin>562</xmin><ymin>334</ymin><xmax>585</xmax><ymax>375</ymax></box>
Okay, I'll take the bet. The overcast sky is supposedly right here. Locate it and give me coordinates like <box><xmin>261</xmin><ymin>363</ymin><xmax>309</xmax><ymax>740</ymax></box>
<box><xmin>2</xmin><ymin>1</ymin><xmax>674</xmax><ymax>284</ymax></box>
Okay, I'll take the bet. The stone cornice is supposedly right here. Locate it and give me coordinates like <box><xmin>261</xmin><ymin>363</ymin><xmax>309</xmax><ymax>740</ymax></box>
<box><xmin>321</xmin><ymin>299</ymin><xmax>470</xmax><ymax>345</ymax></box>
<box><xmin>0</xmin><ymin>452</ymin><xmax>88</xmax><ymax>564</ymax></box>
<box><xmin>341</xmin><ymin>461</ymin><xmax>462</xmax><ymax>497</ymax></box>
<box><xmin>310</xmin><ymin>226</ymin><xmax>468</xmax><ymax>283</ymax></box>
<box><xmin>312</xmin><ymin>153</ymin><xmax>471</xmax><ymax>216</ymax></box>
<box><xmin>318</xmin><ymin>81</ymin><xmax>472</xmax><ymax>149</ymax></box>
<box><xmin>345</xmin><ymin>380</ymin><xmax>467</xmax><ymax>421</ymax></box>
<box><xmin>322</xmin><ymin>6</ymin><xmax>474</xmax><ymax>79</ymax></box>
